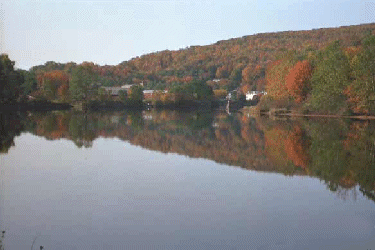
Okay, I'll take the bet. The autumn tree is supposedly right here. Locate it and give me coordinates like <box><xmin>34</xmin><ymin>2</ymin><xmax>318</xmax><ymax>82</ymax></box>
<box><xmin>57</xmin><ymin>83</ymin><xmax>69</xmax><ymax>101</ymax></box>
<box><xmin>227</xmin><ymin>67</ymin><xmax>242</xmax><ymax>91</ymax></box>
<box><xmin>265</xmin><ymin>57</ymin><xmax>295</xmax><ymax>101</ymax></box>
<box><xmin>215</xmin><ymin>65</ymin><xmax>229</xmax><ymax>79</ymax></box>
<box><xmin>242</xmin><ymin>64</ymin><xmax>262</xmax><ymax>85</ymax></box>
<box><xmin>213</xmin><ymin>89</ymin><xmax>228</xmax><ymax>99</ymax></box>
<box><xmin>285</xmin><ymin>60</ymin><xmax>312</xmax><ymax>103</ymax></box>
<box><xmin>38</xmin><ymin>70</ymin><xmax>69</xmax><ymax>100</ymax></box>
<box><xmin>344</xmin><ymin>35</ymin><xmax>375</xmax><ymax>114</ymax></box>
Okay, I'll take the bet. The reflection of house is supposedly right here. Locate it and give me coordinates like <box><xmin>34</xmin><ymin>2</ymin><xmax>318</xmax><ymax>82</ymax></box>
<box><xmin>142</xmin><ymin>112</ymin><xmax>153</xmax><ymax>120</ymax></box>
<box><xmin>143</xmin><ymin>90</ymin><xmax>168</xmax><ymax>100</ymax></box>
<box><xmin>246</xmin><ymin>91</ymin><xmax>267</xmax><ymax>101</ymax></box>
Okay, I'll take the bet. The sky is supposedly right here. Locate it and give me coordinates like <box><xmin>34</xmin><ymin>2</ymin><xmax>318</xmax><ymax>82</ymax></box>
<box><xmin>1</xmin><ymin>0</ymin><xmax>374</xmax><ymax>70</ymax></box>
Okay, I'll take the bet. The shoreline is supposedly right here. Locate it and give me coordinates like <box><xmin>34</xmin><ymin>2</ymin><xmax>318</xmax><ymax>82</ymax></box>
<box><xmin>241</xmin><ymin>106</ymin><xmax>375</xmax><ymax>120</ymax></box>
<box><xmin>265</xmin><ymin>112</ymin><xmax>375</xmax><ymax>120</ymax></box>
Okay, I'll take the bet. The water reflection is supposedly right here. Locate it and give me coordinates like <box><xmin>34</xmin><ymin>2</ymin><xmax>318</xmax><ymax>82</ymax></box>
<box><xmin>2</xmin><ymin>110</ymin><xmax>375</xmax><ymax>249</ymax></box>
<box><xmin>1</xmin><ymin>110</ymin><xmax>375</xmax><ymax>202</ymax></box>
<box><xmin>0</xmin><ymin>113</ymin><xmax>25</xmax><ymax>153</ymax></box>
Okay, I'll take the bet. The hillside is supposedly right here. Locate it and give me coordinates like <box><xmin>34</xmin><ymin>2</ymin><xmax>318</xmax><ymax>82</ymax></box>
<box><xmin>27</xmin><ymin>22</ymin><xmax>375</xmax><ymax>94</ymax></box>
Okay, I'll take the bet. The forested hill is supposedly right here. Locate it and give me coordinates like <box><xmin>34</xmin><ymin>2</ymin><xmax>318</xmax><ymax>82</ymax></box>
<box><xmin>22</xmin><ymin>22</ymin><xmax>375</xmax><ymax>99</ymax></box>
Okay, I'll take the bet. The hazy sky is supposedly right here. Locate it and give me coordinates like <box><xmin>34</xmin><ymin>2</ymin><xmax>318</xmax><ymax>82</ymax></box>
<box><xmin>1</xmin><ymin>0</ymin><xmax>374</xmax><ymax>70</ymax></box>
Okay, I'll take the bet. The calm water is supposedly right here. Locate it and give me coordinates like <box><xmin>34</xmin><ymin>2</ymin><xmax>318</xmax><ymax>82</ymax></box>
<box><xmin>0</xmin><ymin>110</ymin><xmax>375</xmax><ymax>250</ymax></box>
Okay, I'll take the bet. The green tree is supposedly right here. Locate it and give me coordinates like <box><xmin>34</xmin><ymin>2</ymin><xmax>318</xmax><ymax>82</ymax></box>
<box><xmin>43</xmin><ymin>78</ymin><xmax>57</xmax><ymax>100</ymax></box>
<box><xmin>345</xmin><ymin>35</ymin><xmax>375</xmax><ymax>114</ymax></box>
<box><xmin>20</xmin><ymin>70</ymin><xmax>37</xmax><ymax>95</ymax></box>
<box><xmin>118</xmin><ymin>89</ymin><xmax>128</xmax><ymax>102</ymax></box>
<box><xmin>70</xmin><ymin>66</ymin><xmax>97</xmax><ymax>101</ymax></box>
<box><xmin>186</xmin><ymin>79</ymin><xmax>213</xmax><ymax>100</ymax></box>
<box><xmin>129</xmin><ymin>85</ymin><xmax>144</xmax><ymax>101</ymax></box>
<box><xmin>97</xmin><ymin>87</ymin><xmax>111</xmax><ymax>101</ymax></box>
<box><xmin>308</xmin><ymin>41</ymin><xmax>351</xmax><ymax>114</ymax></box>
<box><xmin>0</xmin><ymin>54</ymin><xmax>22</xmax><ymax>103</ymax></box>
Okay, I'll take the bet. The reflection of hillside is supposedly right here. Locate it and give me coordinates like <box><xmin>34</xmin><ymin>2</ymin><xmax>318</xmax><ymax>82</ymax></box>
<box><xmin>131</xmin><ymin>113</ymin><xmax>273</xmax><ymax>171</ymax></box>
<box><xmin>11</xmin><ymin>110</ymin><xmax>375</xmax><ymax>201</ymax></box>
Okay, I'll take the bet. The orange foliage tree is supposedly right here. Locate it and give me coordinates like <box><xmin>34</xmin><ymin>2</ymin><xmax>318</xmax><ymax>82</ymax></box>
<box><xmin>265</xmin><ymin>59</ymin><xmax>294</xmax><ymax>101</ymax></box>
<box><xmin>242</xmin><ymin>64</ymin><xmax>262</xmax><ymax>85</ymax></box>
<box><xmin>57</xmin><ymin>83</ymin><xmax>69</xmax><ymax>101</ymax></box>
<box><xmin>37</xmin><ymin>70</ymin><xmax>70</xmax><ymax>100</ymax></box>
<box><xmin>285</xmin><ymin>60</ymin><xmax>312</xmax><ymax>103</ymax></box>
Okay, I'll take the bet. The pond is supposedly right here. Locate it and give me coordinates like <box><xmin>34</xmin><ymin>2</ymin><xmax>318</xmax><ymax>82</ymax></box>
<box><xmin>0</xmin><ymin>110</ymin><xmax>375</xmax><ymax>249</ymax></box>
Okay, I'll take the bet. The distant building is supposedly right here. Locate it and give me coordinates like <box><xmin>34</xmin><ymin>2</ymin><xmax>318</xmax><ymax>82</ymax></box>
<box><xmin>245</xmin><ymin>91</ymin><xmax>267</xmax><ymax>101</ymax></box>
<box><xmin>102</xmin><ymin>84</ymin><xmax>168</xmax><ymax>99</ymax></box>
<box><xmin>101</xmin><ymin>84</ymin><xmax>136</xmax><ymax>96</ymax></box>
<box><xmin>102</xmin><ymin>87</ymin><xmax>124</xmax><ymax>96</ymax></box>
<box><xmin>121</xmin><ymin>84</ymin><xmax>134</xmax><ymax>91</ymax></box>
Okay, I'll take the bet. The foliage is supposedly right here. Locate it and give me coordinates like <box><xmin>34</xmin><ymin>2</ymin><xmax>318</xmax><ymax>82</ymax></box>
<box><xmin>213</xmin><ymin>89</ymin><xmax>228</xmax><ymax>99</ymax></box>
<box><xmin>70</xmin><ymin>65</ymin><xmax>98</xmax><ymax>101</ymax></box>
<box><xmin>308</xmin><ymin>41</ymin><xmax>351</xmax><ymax>114</ymax></box>
<box><xmin>97</xmin><ymin>87</ymin><xmax>111</xmax><ymax>101</ymax></box>
<box><xmin>16</xmin><ymin>23</ymin><xmax>375</xmax><ymax>113</ymax></box>
<box><xmin>129</xmin><ymin>85</ymin><xmax>144</xmax><ymax>101</ymax></box>
<box><xmin>0</xmin><ymin>54</ymin><xmax>23</xmax><ymax>103</ymax></box>
<box><xmin>265</xmin><ymin>55</ymin><xmax>295</xmax><ymax>101</ymax></box>
<box><xmin>37</xmin><ymin>70</ymin><xmax>70</xmax><ymax>100</ymax></box>
<box><xmin>24</xmin><ymin>23</ymin><xmax>375</xmax><ymax>104</ymax></box>
<box><xmin>344</xmin><ymin>35</ymin><xmax>375</xmax><ymax>114</ymax></box>
<box><xmin>285</xmin><ymin>60</ymin><xmax>312</xmax><ymax>103</ymax></box>
<box><xmin>185</xmin><ymin>79</ymin><xmax>213</xmax><ymax>100</ymax></box>
<box><xmin>57</xmin><ymin>83</ymin><xmax>69</xmax><ymax>101</ymax></box>
<box><xmin>118</xmin><ymin>89</ymin><xmax>128</xmax><ymax>102</ymax></box>
<box><xmin>20</xmin><ymin>70</ymin><xmax>37</xmax><ymax>95</ymax></box>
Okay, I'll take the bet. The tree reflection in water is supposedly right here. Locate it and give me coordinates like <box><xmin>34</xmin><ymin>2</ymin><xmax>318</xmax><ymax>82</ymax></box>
<box><xmin>2</xmin><ymin>110</ymin><xmax>375</xmax><ymax>202</ymax></box>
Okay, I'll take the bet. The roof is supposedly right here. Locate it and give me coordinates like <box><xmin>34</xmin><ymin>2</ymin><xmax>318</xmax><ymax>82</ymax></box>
<box><xmin>103</xmin><ymin>87</ymin><xmax>125</xmax><ymax>95</ymax></box>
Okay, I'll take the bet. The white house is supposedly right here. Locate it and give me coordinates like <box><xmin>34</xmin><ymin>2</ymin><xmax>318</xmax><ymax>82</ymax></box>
<box><xmin>121</xmin><ymin>84</ymin><xmax>134</xmax><ymax>90</ymax></box>
<box><xmin>246</xmin><ymin>91</ymin><xmax>267</xmax><ymax>101</ymax></box>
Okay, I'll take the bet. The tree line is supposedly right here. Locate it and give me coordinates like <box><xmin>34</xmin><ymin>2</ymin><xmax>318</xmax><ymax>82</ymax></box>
<box><xmin>1</xmin><ymin>22</ymin><xmax>375</xmax><ymax>113</ymax></box>
<box><xmin>261</xmin><ymin>35</ymin><xmax>375</xmax><ymax>115</ymax></box>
